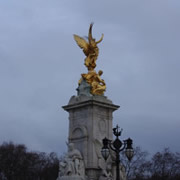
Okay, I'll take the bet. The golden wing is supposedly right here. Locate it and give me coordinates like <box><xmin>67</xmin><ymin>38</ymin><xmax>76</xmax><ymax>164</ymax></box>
<box><xmin>73</xmin><ymin>34</ymin><xmax>89</xmax><ymax>56</ymax></box>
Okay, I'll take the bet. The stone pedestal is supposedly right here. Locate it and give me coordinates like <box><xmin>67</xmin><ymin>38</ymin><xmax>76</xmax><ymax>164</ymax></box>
<box><xmin>57</xmin><ymin>176</ymin><xmax>84</xmax><ymax>180</ymax></box>
<box><xmin>63</xmin><ymin>95</ymin><xmax>119</xmax><ymax>180</ymax></box>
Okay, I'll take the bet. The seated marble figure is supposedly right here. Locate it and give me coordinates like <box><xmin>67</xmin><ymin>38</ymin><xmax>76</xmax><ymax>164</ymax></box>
<box><xmin>99</xmin><ymin>164</ymin><xmax>113</xmax><ymax>180</ymax></box>
<box><xmin>58</xmin><ymin>143</ymin><xmax>85</xmax><ymax>177</ymax></box>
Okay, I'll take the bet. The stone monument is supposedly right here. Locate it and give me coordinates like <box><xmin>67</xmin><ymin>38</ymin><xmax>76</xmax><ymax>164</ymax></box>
<box><xmin>57</xmin><ymin>24</ymin><xmax>126</xmax><ymax>180</ymax></box>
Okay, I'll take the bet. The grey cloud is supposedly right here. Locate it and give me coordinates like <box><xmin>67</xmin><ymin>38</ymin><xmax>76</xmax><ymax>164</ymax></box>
<box><xmin>0</xmin><ymin>0</ymin><xmax>179</xmax><ymax>155</ymax></box>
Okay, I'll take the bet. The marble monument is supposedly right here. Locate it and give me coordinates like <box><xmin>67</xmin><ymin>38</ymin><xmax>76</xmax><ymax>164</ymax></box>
<box><xmin>57</xmin><ymin>24</ymin><xmax>126</xmax><ymax>180</ymax></box>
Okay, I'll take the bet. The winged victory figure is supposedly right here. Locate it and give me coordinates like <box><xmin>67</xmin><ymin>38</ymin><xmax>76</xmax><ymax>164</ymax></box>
<box><xmin>74</xmin><ymin>23</ymin><xmax>106</xmax><ymax>96</ymax></box>
<box><xmin>74</xmin><ymin>23</ymin><xmax>104</xmax><ymax>71</ymax></box>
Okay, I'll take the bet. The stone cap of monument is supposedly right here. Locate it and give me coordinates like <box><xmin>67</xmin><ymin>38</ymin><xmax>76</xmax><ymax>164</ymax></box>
<box><xmin>57</xmin><ymin>176</ymin><xmax>84</xmax><ymax>180</ymax></box>
<box><xmin>62</xmin><ymin>95</ymin><xmax>120</xmax><ymax>111</ymax></box>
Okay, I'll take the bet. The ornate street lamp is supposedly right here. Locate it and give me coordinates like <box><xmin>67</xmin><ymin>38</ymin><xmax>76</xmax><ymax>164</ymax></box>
<box><xmin>101</xmin><ymin>125</ymin><xmax>134</xmax><ymax>180</ymax></box>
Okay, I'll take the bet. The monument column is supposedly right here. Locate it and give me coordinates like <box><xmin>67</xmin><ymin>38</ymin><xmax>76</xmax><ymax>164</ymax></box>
<box><xmin>63</xmin><ymin>95</ymin><xmax>119</xmax><ymax>180</ymax></box>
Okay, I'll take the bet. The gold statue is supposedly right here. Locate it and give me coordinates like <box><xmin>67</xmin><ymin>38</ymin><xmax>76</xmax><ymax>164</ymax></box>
<box><xmin>74</xmin><ymin>23</ymin><xmax>104</xmax><ymax>71</ymax></box>
<box><xmin>90</xmin><ymin>70</ymin><xmax>106</xmax><ymax>95</ymax></box>
<box><xmin>74</xmin><ymin>23</ymin><xmax>106</xmax><ymax>96</ymax></box>
<box><xmin>79</xmin><ymin>70</ymin><xmax>106</xmax><ymax>95</ymax></box>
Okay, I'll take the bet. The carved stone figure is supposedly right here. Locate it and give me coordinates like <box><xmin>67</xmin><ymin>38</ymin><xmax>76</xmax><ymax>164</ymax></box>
<box><xmin>77</xmin><ymin>79</ymin><xmax>92</xmax><ymax>97</ymax></box>
<box><xmin>57</xmin><ymin>143</ymin><xmax>85</xmax><ymax>179</ymax></box>
<box><xmin>99</xmin><ymin>164</ymin><xmax>113</xmax><ymax>180</ymax></box>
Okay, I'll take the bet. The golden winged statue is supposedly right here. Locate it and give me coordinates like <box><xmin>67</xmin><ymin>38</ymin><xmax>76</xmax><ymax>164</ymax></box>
<box><xmin>74</xmin><ymin>23</ymin><xmax>104</xmax><ymax>71</ymax></box>
<box><xmin>74</xmin><ymin>23</ymin><xmax>106</xmax><ymax>96</ymax></box>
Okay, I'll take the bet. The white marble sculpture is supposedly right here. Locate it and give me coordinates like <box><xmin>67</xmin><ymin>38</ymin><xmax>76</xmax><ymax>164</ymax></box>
<box><xmin>99</xmin><ymin>164</ymin><xmax>113</xmax><ymax>180</ymax></box>
<box><xmin>57</xmin><ymin>143</ymin><xmax>85</xmax><ymax>180</ymax></box>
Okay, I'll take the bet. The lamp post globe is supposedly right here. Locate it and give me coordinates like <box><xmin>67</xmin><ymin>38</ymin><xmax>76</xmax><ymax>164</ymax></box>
<box><xmin>101</xmin><ymin>137</ymin><xmax>110</xmax><ymax>160</ymax></box>
<box><xmin>125</xmin><ymin>138</ymin><xmax>134</xmax><ymax>161</ymax></box>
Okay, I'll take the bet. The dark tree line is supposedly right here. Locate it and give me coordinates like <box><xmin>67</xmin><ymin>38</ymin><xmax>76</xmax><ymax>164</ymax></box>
<box><xmin>0</xmin><ymin>142</ymin><xmax>59</xmax><ymax>180</ymax></box>
<box><xmin>121</xmin><ymin>147</ymin><xmax>180</xmax><ymax>180</ymax></box>
<box><xmin>0</xmin><ymin>142</ymin><xmax>180</xmax><ymax>180</ymax></box>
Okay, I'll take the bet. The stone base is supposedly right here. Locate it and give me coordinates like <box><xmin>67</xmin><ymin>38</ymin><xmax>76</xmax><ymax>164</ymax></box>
<box><xmin>57</xmin><ymin>175</ymin><xmax>84</xmax><ymax>180</ymax></box>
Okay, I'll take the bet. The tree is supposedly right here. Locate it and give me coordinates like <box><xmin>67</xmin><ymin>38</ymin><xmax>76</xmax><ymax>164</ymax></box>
<box><xmin>149</xmin><ymin>148</ymin><xmax>180</xmax><ymax>180</ymax></box>
<box><xmin>0</xmin><ymin>142</ymin><xmax>28</xmax><ymax>180</ymax></box>
<box><xmin>0</xmin><ymin>141</ymin><xmax>59</xmax><ymax>180</ymax></box>
<box><xmin>120</xmin><ymin>146</ymin><xmax>150</xmax><ymax>180</ymax></box>
<box><xmin>38</xmin><ymin>152</ymin><xmax>59</xmax><ymax>180</ymax></box>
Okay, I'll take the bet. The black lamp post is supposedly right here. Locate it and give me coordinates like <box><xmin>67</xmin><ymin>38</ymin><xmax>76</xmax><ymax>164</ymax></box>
<box><xmin>101</xmin><ymin>125</ymin><xmax>134</xmax><ymax>180</ymax></box>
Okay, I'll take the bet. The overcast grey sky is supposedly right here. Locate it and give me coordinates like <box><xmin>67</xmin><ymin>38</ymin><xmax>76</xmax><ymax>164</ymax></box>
<box><xmin>0</xmin><ymin>0</ymin><xmax>180</xmax><ymax>155</ymax></box>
